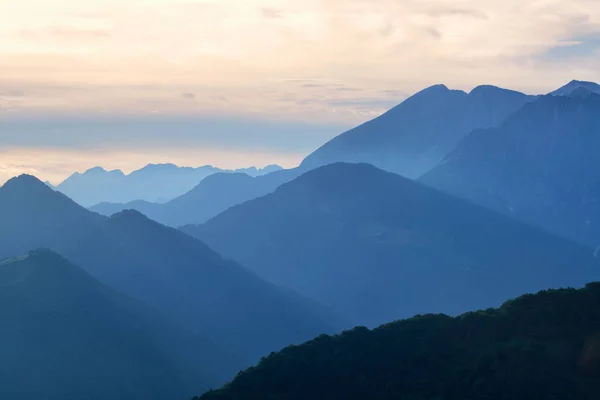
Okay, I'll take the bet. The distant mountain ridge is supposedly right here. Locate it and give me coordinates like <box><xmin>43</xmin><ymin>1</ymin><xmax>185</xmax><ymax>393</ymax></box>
<box><xmin>301</xmin><ymin>84</ymin><xmax>536</xmax><ymax>178</ymax></box>
<box><xmin>57</xmin><ymin>163</ymin><xmax>282</xmax><ymax>206</ymax></box>
<box><xmin>184</xmin><ymin>163</ymin><xmax>600</xmax><ymax>326</ymax></box>
<box><xmin>91</xmin><ymin>167</ymin><xmax>304</xmax><ymax>227</ymax></box>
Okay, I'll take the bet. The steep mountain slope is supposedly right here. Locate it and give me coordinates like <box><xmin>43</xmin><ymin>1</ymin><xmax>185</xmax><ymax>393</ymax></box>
<box><xmin>301</xmin><ymin>85</ymin><xmax>535</xmax><ymax>178</ymax></box>
<box><xmin>58</xmin><ymin>163</ymin><xmax>282</xmax><ymax>206</ymax></box>
<box><xmin>0</xmin><ymin>249</ymin><xmax>231</xmax><ymax>400</ymax></box>
<box><xmin>91</xmin><ymin>168</ymin><xmax>303</xmax><ymax>226</ymax></box>
<box><xmin>184</xmin><ymin>163</ymin><xmax>600</xmax><ymax>326</ymax></box>
<box><xmin>0</xmin><ymin>175</ymin><xmax>341</xmax><ymax>364</ymax></box>
<box><xmin>421</xmin><ymin>91</ymin><xmax>600</xmax><ymax>247</ymax></box>
<box><xmin>0</xmin><ymin>174</ymin><xmax>105</xmax><ymax>257</ymax></box>
<box><xmin>196</xmin><ymin>283</ymin><xmax>600</xmax><ymax>400</ymax></box>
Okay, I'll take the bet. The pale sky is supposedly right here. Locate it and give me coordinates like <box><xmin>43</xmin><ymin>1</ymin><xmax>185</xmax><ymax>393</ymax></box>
<box><xmin>2</xmin><ymin>0</ymin><xmax>600</xmax><ymax>183</ymax></box>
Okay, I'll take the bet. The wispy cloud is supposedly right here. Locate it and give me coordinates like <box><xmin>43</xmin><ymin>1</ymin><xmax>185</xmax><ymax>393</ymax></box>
<box><xmin>1</xmin><ymin>0</ymin><xmax>600</xmax><ymax>123</ymax></box>
<box><xmin>261</xmin><ymin>7</ymin><xmax>284</xmax><ymax>19</ymax></box>
<box><xmin>20</xmin><ymin>26</ymin><xmax>111</xmax><ymax>39</ymax></box>
<box><xmin>423</xmin><ymin>7</ymin><xmax>488</xmax><ymax>20</ymax></box>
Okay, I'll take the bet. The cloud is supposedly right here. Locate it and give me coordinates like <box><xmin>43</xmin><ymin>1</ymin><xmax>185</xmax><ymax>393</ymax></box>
<box><xmin>210</xmin><ymin>95</ymin><xmax>229</xmax><ymax>103</ymax></box>
<box><xmin>4</xmin><ymin>0</ymin><xmax>600</xmax><ymax>182</ymax></box>
<box><xmin>0</xmin><ymin>89</ymin><xmax>25</xmax><ymax>98</ymax></box>
<box><xmin>20</xmin><ymin>26</ymin><xmax>112</xmax><ymax>40</ymax></box>
<box><xmin>261</xmin><ymin>7</ymin><xmax>284</xmax><ymax>19</ymax></box>
<box><xmin>2</xmin><ymin>0</ymin><xmax>600</xmax><ymax>123</ymax></box>
<box><xmin>380</xmin><ymin>89</ymin><xmax>409</xmax><ymax>98</ymax></box>
<box><xmin>0</xmin><ymin>114</ymin><xmax>348</xmax><ymax>183</ymax></box>
<box><xmin>380</xmin><ymin>22</ymin><xmax>395</xmax><ymax>37</ymax></box>
<box><xmin>332</xmin><ymin>86</ymin><xmax>362</xmax><ymax>92</ymax></box>
<box><xmin>423</xmin><ymin>7</ymin><xmax>488</xmax><ymax>20</ymax></box>
<box><xmin>424</xmin><ymin>27</ymin><xmax>442</xmax><ymax>39</ymax></box>
<box><xmin>301</xmin><ymin>83</ymin><xmax>326</xmax><ymax>88</ymax></box>
<box><xmin>541</xmin><ymin>35</ymin><xmax>600</xmax><ymax>60</ymax></box>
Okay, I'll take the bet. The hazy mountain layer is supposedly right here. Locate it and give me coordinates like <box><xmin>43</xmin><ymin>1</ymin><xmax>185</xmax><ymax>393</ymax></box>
<box><xmin>301</xmin><ymin>85</ymin><xmax>535</xmax><ymax>178</ymax></box>
<box><xmin>421</xmin><ymin>91</ymin><xmax>600</xmax><ymax>247</ymax></box>
<box><xmin>184</xmin><ymin>163</ymin><xmax>599</xmax><ymax>326</ymax></box>
<box><xmin>91</xmin><ymin>168</ymin><xmax>303</xmax><ymax>227</ymax></box>
<box><xmin>0</xmin><ymin>175</ymin><xmax>341</xmax><ymax>366</ymax></box>
<box><xmin>0</xmin><ymin>249</ymin><xmax>233</xmax><ymax>400</ymax></box>
<box><xmin>57</xmin><ymin>163</ymin><xmax>282</xmax><ymax>206</ymax></box>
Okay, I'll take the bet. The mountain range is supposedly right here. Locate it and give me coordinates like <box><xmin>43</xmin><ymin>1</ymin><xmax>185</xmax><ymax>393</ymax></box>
<box><xmin>301</xmin><ymin>84</ymin><xmax>536</xmax><ymax>178</ymax></box>
<box><xmin>0</xmin><ymin>175</ymin><xmax>341</xmax><ymax>366</ymax></box>
<box><xmin>183</xmin><ymin>163</ymin><xmax>600</xmax><ymax>326</ymax></box>
<box><xmin>56</xmin><ymin>163</ymin><xmax>282</xmax><ymax>207</ymax></box>
<box><xmin>91</xmin><ymin>168</ymin><xmax>304</xmax><ymax>227</ymax></box>
<box><xmin>196</xmin><ymin>283</ymin><xmax>600</xmax><ymax>400</ymax></box>
<box><xmin>421</xmin><ymin>89</ymin><xmax>600</xmax><ymax>248</ymax></box>
<box><xmin>88</xmin><ymin>80</ymin><xmax>590</xmax><ymax>229</ymax></box>
<box><xmin>6</xmin><ymin>78</ymin><xmax>600</xmax><ymax>399</ymax></box>
<box><xmin>0</xmin><ymin>249</ymin><xmax>233</xmax><ymax>400</ymax></box>
<box><xmin>88</xmin><ymin>84</ymin><xmax>536</xmax><ymax>227</ymax></box>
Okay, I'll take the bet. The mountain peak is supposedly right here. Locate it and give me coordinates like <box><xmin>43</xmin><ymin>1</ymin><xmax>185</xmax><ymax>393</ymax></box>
<box><xmin>108</xmin><ymin>209</ymin><xmax>162</xmax><ymax>229</ymax></box>
<box><xmin>468</xmin><ymin>85</ymin><xmax>526</xmax><ymax>97</ymax></box>
<box><xmin>83</xmin><ymin>166</ymin><xmax>124</xmax><ymax>176</ymax></box>
<box><xmin>84</xmin><ymin>166</ymin><xmax>107</xmax><ymax>174</ymax></box>
<box><xmin>110</xmin><ymin>209</ymin><xmax>150</xmax><ymax>222</ymax></box>
<box><xmin>569</xmin><ymin>79</ymin><xmax>596</xmax><ymax>86</ymax></box>
<box><xmin>469</xmin><ymin>84</ymin><xmax>501</xmax><ymax>94</ymax></box>
<box><xmin>140</xmin><ymin>163</ymin><xmax>179</xmax><ymax>171</ymax></box>
<box><xmin>550</xmin><ymin>80</ymin><xmax>600</xmax><ymax>96</ymax></box>
<box><xmin>419</xmin><ymin>84</ymin><xmax>450</xmax><ymax>94</ymax></box>
<box><xmin>0</xmin><ymin>248</ymin><xmax>93</xmax><ymax>291</ymax></box>
<box><xmin>1</xmin><ymin>174</ymin><xmax>49</xmax><ymax>192</ymax></box>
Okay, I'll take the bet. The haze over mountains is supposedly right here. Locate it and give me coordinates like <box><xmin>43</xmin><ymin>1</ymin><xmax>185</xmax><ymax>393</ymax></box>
<box><xmin>5</xmin><ymin>79</ymin><xmax>600</xmax><ymax>399</ymax></box>
<box><xmin>183</xmin><ymin>163</ymin><xmax>600</xmax><ymax>326</ymax></box>
<box><xmin>0</xmin><ymin>175</ymin><xmax>340</xmax><ymax>368</ymax></box>
<box><xmin>88</xmin><ymin>83</ymin><xmax>537</xmax><ymax>227</ymax></box>
<box><xmin>56</xmin><ymin>163</ymin><xmax>282</xmax><ymax>207</ymax></box>
<box><xmin>301</xmin><ymin>84</ymin><xmax>536</xmax><ymax>179</ymax></box>
<box><xmin>422</xmin><ymin>88</ymin><xmax>600</xmax><ymax>247</ymax></box>
<box><xmin>92</xmin><ymin>168</ymin><xmax>303</xmax><ymax>227</ymax></box>
<box><xmin>88</xmin><ymin>81</ymin><xmax>584</xmax><ymax>230</ymax></box>
<box><xmin>0</xmin><ymin>249</ymin><xmax>230</xmax><ymax>400</ymax></box>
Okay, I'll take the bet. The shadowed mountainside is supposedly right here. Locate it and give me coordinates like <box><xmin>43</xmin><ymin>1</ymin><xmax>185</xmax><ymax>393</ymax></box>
<box><xmin>196</xmin><ymin>283</ymin><xmax>600</xmax><ymax>400</ymax></box>
<box><xmin>0</xmin><ymin>249</ymin><xmax>233</xmax><ymax>400</ymax></box>
<box><xmin>421</xmin><ymin>90</ymin><xmax>600</xmax><ymax>248</ymax></box>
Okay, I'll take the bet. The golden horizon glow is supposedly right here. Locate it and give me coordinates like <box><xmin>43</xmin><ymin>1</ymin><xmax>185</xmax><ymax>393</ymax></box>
<box><xmin>2</xmin><ymin>0</ymin><xmax>600</xmax><ymax>183</ymax></box>
<box><xmin>0</xmin><ymin>146</ymin><xmax>304</xmax><ymax>186</ymax></box>
<box><xmin>2</xmin><ymin>0</ymin><xmax>600</xmax><ymax>122</ymax></box>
